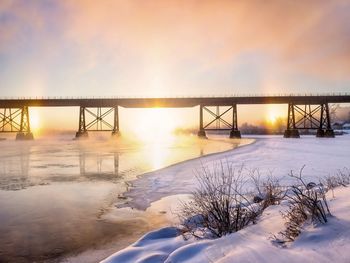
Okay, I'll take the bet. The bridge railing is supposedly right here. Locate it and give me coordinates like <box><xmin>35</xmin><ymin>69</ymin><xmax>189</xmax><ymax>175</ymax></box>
<box><xmin>0</xmin><ymin>92</ymin><xmax>349</xmax><ymax>100</ymax></box>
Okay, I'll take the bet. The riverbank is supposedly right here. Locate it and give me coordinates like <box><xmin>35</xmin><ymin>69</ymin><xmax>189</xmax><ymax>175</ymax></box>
<box><xmin>101</xmin><ymin>135</ymin><xmax>350</xmax><ymax>262</ymax></box>
<box><xmin>0</xmin><ymin>134</ymin><xmax>254</xmax><ymax>262</ymax></box>
<box><xmin>58</xmin><ymin>136</ymin><xmax>255</xmax><ymax>263</ymax></box>
<box><xmin>103</xmin><ymin>186</ymin><xmax>350</xmax><ymax>263</ymax></box>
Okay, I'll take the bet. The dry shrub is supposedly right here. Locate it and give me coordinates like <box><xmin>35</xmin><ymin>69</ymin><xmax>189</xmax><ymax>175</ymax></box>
<box><xmin>250</xmin><ymin>170</ymin><xmax>285</xmax><ymax>210</ymax></box>
<box><xmin>180</xmin><ymin>163</ymin><xmax>344</xmax><ymax>243</ymax></box>
<box><xmin>276</xmin><ymin>166</ymin><xmax>331</xmax><ymax>243</ymax></box>
<box><xmin>180</xmin><ymin>163</ymin><xmax>261</xmax><ymax>238</ymax></box>
<box><xmin>323</xmin><ymin>168</ymin><xmax>350</xmax><ymax>197</ymax></box>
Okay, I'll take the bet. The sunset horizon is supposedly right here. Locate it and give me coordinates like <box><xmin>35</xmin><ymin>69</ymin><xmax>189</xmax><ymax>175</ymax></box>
<box><xmin>1</xmin><ymin>1</ymin><xmax>350</xmax><ymax>263</ymax></box>
<box><xmin>2</xmin><ymin>0</ymin><xmax>350</xmax><ymax>136</ymax></box>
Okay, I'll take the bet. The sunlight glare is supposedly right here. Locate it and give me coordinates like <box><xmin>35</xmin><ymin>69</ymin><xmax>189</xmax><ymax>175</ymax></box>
<box><xmin>29</xmin><ymin>108</ymin><xmax>41</xmax><ymax>133</ymax></box>
<box><xmin>149</xmin><ymin>143</ymin><xmax>169</xmax><ymax>170</ymax></box>
<box><xmin>268</xmin><ymin>113</ymin><xmax>277</xmax><ymax>124</ymax></box>
<box><xmin>132</xmin><ymin>108</ymin><xmax>178</xmax><ymax>143</ymax></box>
<box><xmin>265</xmin><ymin>105</ymin><xmax>284</xmax><ymax>125</ymax></box>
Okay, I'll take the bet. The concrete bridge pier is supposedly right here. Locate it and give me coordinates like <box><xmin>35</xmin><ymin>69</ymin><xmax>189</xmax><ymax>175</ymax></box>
<box><xmin>16</xmin><ymin>132</ymin><xmax>34</xmax><ymax>140</ymax></box>
<box><xmin>75</xmin><ymin>130</ymin><xmax>88</xmax><ymax>138</ymax></box>
<box><xmin>324</xmin><ymin>129</ymin><xmax>335</xmax><ymax>137</ymax></box>
<box><xmin>283</xmin><ymin>129</ymin><xmax>300</xmax><ymax>138</ymax></box>
<box><xmin>197</xmin><ymin>129</ymin><xmax>207</xmax><ymax>138</ymax></box>
<box><xmin>111</xmin><ymin>130</ymin><xmax>121</xmax><ymax>137</ymax></box>
<box><xmin>317</xmin><ymin>128</ymin><xmax>335</xmax><ymax>138</ymax></box>
<box><xmin>230</xmin><ymin>130</ymin><xmax>241</xmax><ymax>138</ymax></box>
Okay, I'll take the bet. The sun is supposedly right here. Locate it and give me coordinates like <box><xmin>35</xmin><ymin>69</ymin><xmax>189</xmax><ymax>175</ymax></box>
<box><xmin>127</xmin><ymin>108</ymin><xmax>178</xmax><ymax>142</ymax></box>
<box><xmin>265</xmin><ymin>105</ymin><xmax>285</xmax><ymax>126</ymax></box>
<box><xmin>267</xmin><ymin>113</ymin><xmax>277</xmax><ymax>124</ymax></box>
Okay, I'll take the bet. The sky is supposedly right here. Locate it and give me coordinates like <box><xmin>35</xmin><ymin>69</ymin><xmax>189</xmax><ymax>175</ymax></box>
<box><xmin>0</xmin><ymin>0</ymin><xmax>350</xmax><ymax>133</ymax></box>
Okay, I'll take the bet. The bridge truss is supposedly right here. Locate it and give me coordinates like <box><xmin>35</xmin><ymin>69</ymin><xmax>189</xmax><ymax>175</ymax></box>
<box><xmin>0</xmin><ymin>106</ymin><xmax>33</xmax><ymax>140</ymax></box>
<box><xmin>76</xmin><ymin>106</ymin><xmax>120</xmax><ymax>138</ymax></box>
<box><xmin>198</xmin><ymin>105</ymin><xmax>241</xmax><ymax>138</ymax></box>
<box><xmin>284</xmin><ymin>103</ymin><xmax>334</xmax><ymax>138</ymax></box>
<box><xmin>0</xmin><ymin>94</ymin><xmax>348</xmax><ymax>140</ymax></box>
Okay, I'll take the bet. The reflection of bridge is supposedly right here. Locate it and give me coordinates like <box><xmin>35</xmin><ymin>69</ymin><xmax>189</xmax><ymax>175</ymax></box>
<box><xmin>0</xmin><ymin>148</ymin><xmax>120</xmax><ymax>191</ymax></box>
<box><xmin>0</xmin><ymin>144</ymin><xmax>30</xmax><ymax>190</ymax></box>
<box><xmin>79</xmin><ymin>151</ymin><xmax>119</xmax><ymax>178</ymax></box>
<box><xmin>1</xmin><ymin>94</ymin><xmax>350</xmax><ymax>139</ymax></box>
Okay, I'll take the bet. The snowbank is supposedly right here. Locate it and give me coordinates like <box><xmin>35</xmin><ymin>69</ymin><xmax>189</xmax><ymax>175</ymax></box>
<box><xmin>123</xmin><ymin>135</ymin><xmax>350</xmax><ymax>210</ymax></box>
<box><xmin>103</xmin><ymin>186</ymin><xmax>350</xmax><ymax>263</ymax></box>
<box><xmin>101</xmin><ymin>227</ymin><xmax>186</xmax><ymax>263</ymax></box>
<box><xmin>103</xmin><ymin>135</ymin><xmax>350</xmax><ymax>262</ymax></box>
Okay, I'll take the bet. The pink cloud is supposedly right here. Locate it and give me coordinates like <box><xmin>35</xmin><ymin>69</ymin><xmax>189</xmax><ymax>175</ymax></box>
<box><xmin>1</xmin><ymin>0</ymin><xmax>350</xmax><ymax>95</ymax></box>
<box><xmin>55</xmin><ymin>1</ymin><xmax>350</xmax><ymax>78</ymax></box>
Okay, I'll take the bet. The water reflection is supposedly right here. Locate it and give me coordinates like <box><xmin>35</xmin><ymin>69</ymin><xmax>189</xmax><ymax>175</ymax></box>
<box><xmin>0</xmin><ymin>144</ymin><xmax>123</xmax><ymax>191</ymax></box>
<box><xmin>0</xmin><ymin>143</ymin><xmax>30</xmax><ymax>191</ymax></box>
<box><xmin>0</xmin><ymin>135</ymin><xmax>247</xmax><ymax>262</ymax></box>
<box><xmin>0</xmin><ymin>135</ymin><xmax>243</xmax><ymax>190</ymax></box>
<box><xmin>79</xmin><ymin>151</ymin><xmax>120</xmax><ymax>179</ymax></box>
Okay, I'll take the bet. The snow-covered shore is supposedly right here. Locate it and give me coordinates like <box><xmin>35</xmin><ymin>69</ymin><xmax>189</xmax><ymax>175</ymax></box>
<box><xmin>122</xmin><ymin>135</ymin><xmax>350</xmax><ymax>210</ymax></box>
<box><xmin>103</xmin><ymin>186</ymin><xmax>350</xmax><ymax>263</ymax></box>
<box><xmin>102</xmin><ymin>135</ymin><xmax>350</xmax><ymax>263</ymax></box>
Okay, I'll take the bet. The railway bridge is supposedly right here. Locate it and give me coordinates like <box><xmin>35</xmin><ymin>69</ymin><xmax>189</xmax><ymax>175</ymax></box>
<box><xmin>0</xmin><ymin>94</ymin><xmax>349</xmax><ymax>140</ymax></box>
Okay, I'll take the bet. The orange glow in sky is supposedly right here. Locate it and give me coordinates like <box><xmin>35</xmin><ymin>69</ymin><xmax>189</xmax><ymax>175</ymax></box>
<box><xmin>1</xmin><ymin>1</ymin><xmax>349</xmax><ymax>135</ymax></box>
<box><xmin>265</xmin><ymin>105</ymin><xmax>286</xmax><ymax>125</ymax></box>
<box><xmin>122</xmin><ymin>108</ymin><xmax>188</xmax><ymax>141</ymax></box>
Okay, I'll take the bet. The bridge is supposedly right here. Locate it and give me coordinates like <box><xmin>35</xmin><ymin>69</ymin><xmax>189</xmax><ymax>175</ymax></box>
<box><xmin>1</xmin><ymin>93</ymin><xmax>350</xmax><ymax>140</ymax></box>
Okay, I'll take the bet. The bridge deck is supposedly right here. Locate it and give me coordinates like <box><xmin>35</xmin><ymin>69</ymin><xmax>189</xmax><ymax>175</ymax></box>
<box><xmin>0</xmin><ymin>94</ymin><xmax>350</xmax><ymax>108</ymax></box>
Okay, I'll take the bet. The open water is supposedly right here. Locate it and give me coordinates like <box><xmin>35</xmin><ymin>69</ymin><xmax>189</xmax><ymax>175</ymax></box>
<box><xmin>0</xmin><ymin>134</ymin><xmax>248</xmax><ymax>262</ymax></box>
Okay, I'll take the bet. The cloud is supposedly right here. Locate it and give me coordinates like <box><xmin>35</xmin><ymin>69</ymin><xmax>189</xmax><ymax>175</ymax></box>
<box><xmin>57</xmin><ymin>1</ymin><xmax>350</xmax><ymax>77</ymax></box>
<box><xmin>1</xmin><ymin>0</ymin><xmax>350</xmax><ymax>96</ymax></box>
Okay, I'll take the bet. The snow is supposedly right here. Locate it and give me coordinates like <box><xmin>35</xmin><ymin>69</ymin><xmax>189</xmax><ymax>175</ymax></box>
<box><xmin>102</xmin><ymin>135</ymin><xmax>350</xmax><ymax>263</ymax></box>
<box><xmin>122</xmin><ymin>135</ymin><xmax>350</xmax><ymax>210</ymax></box>
<box><xmin>100</xmin><ymin>227</ymin><xmax>186</xmax><ymax>263</ymax></box>
<box><xmin>343</xmin><ymin>123</ymin><xmax>350</xmax><ymax>129</ymax></box>
<box><xmin>103</xmin><ymin>187</ymin><xmax>350</xmax><ymax>263</ymax></box>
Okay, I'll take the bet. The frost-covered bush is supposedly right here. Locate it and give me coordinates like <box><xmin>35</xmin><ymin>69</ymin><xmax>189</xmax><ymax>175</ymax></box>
<box><xmin>180</xmin><ymin>163</ymin><xmax>261</xmax><ymax>238</ymax></box>
<box><xmin>250</xmin><ymin>171</ymin><xmax>285</xmax><ymax>210</ymax></box>
<box><xmin>277</xmin><ymin>167</ymin><xmax>331</xmax><ymax>243</ymax></box>
<box><xmin>323</xmin><ymin>168</ymin><xmax>350</xmax><ymax>197</ymax></box>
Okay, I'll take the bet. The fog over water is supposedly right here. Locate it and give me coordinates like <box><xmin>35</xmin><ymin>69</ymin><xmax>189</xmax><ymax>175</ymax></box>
<box><xmin>0</xmin><ymin>134</ymin><xmax>246</xmax><ymax>262</ymax></box>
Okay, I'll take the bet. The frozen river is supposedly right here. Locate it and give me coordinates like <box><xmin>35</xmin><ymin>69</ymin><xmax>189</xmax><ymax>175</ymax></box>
<box><xmin>0</xmin><ymin>134</ymin><xmax>250</xmax><ymax>262</ymax></box>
